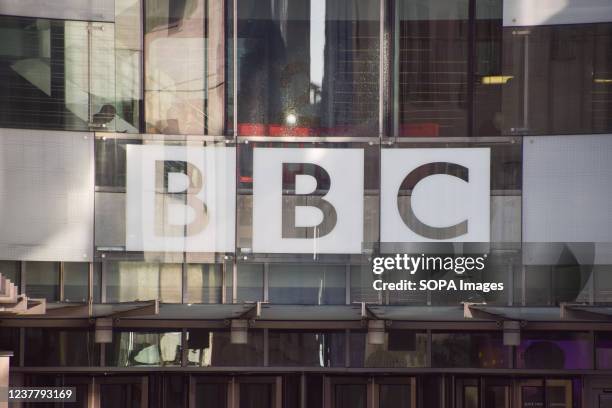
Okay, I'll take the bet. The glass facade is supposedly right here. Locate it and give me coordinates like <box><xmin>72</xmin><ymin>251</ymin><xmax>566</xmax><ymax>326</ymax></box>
<box><xmin>0</xmin><ymin>0</ymin><xmax>612</xmax><ymax>407</ymax></box>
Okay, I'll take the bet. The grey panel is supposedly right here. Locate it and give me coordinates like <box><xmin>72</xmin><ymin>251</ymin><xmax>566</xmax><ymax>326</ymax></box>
<box><xmin>94</xmin><ymin>192</ymin><xmax>125</xmax><ymax>248</ymax></box>
<box><xmin>0</xmin><ymin>0</ymin><xmax>114</xmax><ymax>22</ymax></box>
<box><xmin>491</xmin><ymin>196</ymin><xmax>521</xmax><ymax>246</ymax></box>
<box><xmin>523</xmin><ymin>135</ymin><xmax>612</xmax><ymax>265</ymax></box>
<box><xmin>504</xmin><ymin>0</ymin><xmax>612</xmax><ymax>27</ymax></box>
<box><xmin>0</xmin><ymin>128</ymin><xmax>94</xmax><ymax>261</ymax></box>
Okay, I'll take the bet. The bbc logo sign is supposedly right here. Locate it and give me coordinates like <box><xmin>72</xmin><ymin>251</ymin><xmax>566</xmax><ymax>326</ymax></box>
<box><xmin>126</xmin><ymin>146</ymin><xmax>490</xmax><ymax>253</ymax></box>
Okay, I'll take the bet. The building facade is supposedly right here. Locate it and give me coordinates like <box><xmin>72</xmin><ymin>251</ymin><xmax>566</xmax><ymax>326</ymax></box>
<box><xmin>0</xmin><ymin>0</ymin><xmax>612</xmax><ymax>407</ymax></box>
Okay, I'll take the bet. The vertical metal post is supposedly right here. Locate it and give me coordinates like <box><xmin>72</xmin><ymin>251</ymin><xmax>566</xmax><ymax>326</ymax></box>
<box><xmin>378</xmin><ymin>0</ymin><xmax>385</xmax><ymax>138</ymax></box>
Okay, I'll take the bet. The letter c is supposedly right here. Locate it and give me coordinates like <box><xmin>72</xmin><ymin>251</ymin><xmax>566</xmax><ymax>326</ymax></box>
<box><xmin>398</xmin><ymin>162</ymin><xmax>469</xmax><ymax>240</ymax></box>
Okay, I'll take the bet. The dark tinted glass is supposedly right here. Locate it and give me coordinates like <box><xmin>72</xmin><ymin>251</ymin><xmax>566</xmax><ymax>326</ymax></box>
<box><xmin>237</xmin><ymin>0</ymin><xmax>379</xmax><ymax>136</ymax></box>
<box><xmin>186</xmin><ymin>329</ymin><xmax>264</xmax><ymax>366</ymax></box>
<box><xmin>432</xmin><ymin>331</ymin><xmax>508</xmax><ymax>368</ymax></box>
<box><xmin>517</xmin><ymin>331</ymin><xmax>591</xmax><ymax>369</ymax></box>
<box><xmin>268</xmin><ymin>331</ymin><xmax>345</xmax><ymax>367</ymax></box>
<box><xmin>63</xmin><ymin>262</ymin><xmax>89</xmax><ymax>302</ymax></box>
<box><xmin>502</xmin><ymin>23</ymin><xmax>612</xmax><ymax>136</ymax></box>
<box><xmin>24</xmin><ymin>328</ymin><xmax>98</xmax><ymax>366</ymax></box>
<box><xmin>25</xmin><ymin>261</ymin><xmax>59</xmax><ymax>301</ymax></box>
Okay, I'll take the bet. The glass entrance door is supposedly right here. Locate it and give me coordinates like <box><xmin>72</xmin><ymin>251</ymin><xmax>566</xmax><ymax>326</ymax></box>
<box><xmin>517</xmin><ymin>379</ymin><xmax>573</xmax><ymax>408</ymax></box>
<box><xmin>235</xmin><ymin>377</ymin><xmax>280</xmax><ymax>408</ymax></box>
<box><xmin>191</xmin><ymin>377</ymin><xmax>229</xmax><ymax>408</ymax></box>
<box><xmin>378</xmin><ymin>378</ymin><xmax>414</xmax><ymax>408</ymax></box>
<box><xmin>326</xmin><ymin>377</ymin><xmax>414</xmax><ymax>408</ymax></box>
<box><xmin>96</xmin><ymin>376</ymin><xmax>147</xmax><ymax>408</ymax></box>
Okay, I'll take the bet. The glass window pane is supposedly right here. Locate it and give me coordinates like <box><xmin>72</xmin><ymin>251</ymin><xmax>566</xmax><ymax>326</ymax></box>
<box><xmin>195</xmin><ymin>383</ymin><xmax>227</xmax><ymax>408</ymax></box>
<box><xmin>114</xmin><ymin>0</ymin><xmax>142</xmax><ymax>132</ymax></box>
<box><xmin>145</xmin><ymin>0</ymin><xmax>226</xmax><ymax>135</ymax></box>
<box><xmin>0</xmin><ymin>260</ymin><xmax>20</xmax><ymax>289</ymax></box>
<box><xmin>474</xmin><ymin>0</ymin><xmax>503</xmax><ymax>136</ymax></box>
<box><xmin>100</xmin><ymin>383</ymin><xmax>143</xmax><ymax>408</ymax></box>
<box><xmin>236</xmin><ymin>263</ymin><xmax>264</xmax><ymax>302</ymax></box>
<box><xmin>24</xmin><ymin>328</ymin><xmax>98</xmax><ymax>366</ymax></box>
<box><xmin>349</xmin><ymin>330</ymin><xmax>427</xmax><ymax>368</ymax></box>
<box><xmin>106</xmin><ymin>330</ymin><xmax>182</xmax><ymax>367</ymax></box>
<box><xmin>93</xmin><ymin>262</ymin><xmax>102</xmax><ymax>303</ymax></box>
<box><xmin>517</xmin><ymin>331</ymin><xmax>591</xmax><ymax>369</ymax></box>
<box><xmin>335</xmin><ymin>384</ymin><xmax>366</xmax><ymax>408</ymax></box>
<box><xmin>186</xmin><ymin>329</ymin><xmax>264</xmax><ymax>366</ymax></box>
<box><xmin>237</xmin><ymin>0</ymin><xmax>379</xmax><ymax>136</ymax></box>
<box><xmin>0</xmin><ymin>327</ymin><xmax>20</xmax><ymax>359</ymax></box>
<box><xmin>350</xmin><ymin>264</ymin><xmax>380</xmax><ymax>303</ymax></box>
<box><xmin>25</xmin><ymin>261</ymin><xmax>59</xmax><ymax>301</ymax></box>
<box><xmin>502</xmin><ymin>23</ymin><xmax>612</xmax><ymax>136</ymax></box>
<box><xmin>0</xmin><ymin>16</ymin><xmax>122</xmax><ymax>131</ymax></box>
<box><xmin>240</xmin><ymin>383</ymin><xmax>272</xmax><ymax>408</ymax></box>
<box><xmin>432</xmin><ymin>331</ymin><xmax>509</xmax><ymax>368</ymax></box>
<box><xmin>105</xmin><ymin>262</ymin><xmax>182</xmax><ymax>303</ymax></box>
<box><xmin>186</xmin><ymin>264</ymin><xmax>222</xmax><ymax>303</ymax></box>
<box><xmin>268</xmin><ymin>264</ymin><xmax>345</xmax><ymax>305</ymax></box>
<box><xmin>394</xmin><ymin>0</ymin><xmax>469</xmax><ymax>137</ymax></box>
<box><xmin>63</xmin><ymin>262</ymin><xmax>89</xmax><ymax>302</ymax></box>
<box><xmin>380</xmin><ymin>384</ymin><xmax>411</xmax><ymax>408</ymax></box>
<box><xmin>596</xmin><ymin>332</ymin><xmax>612</xmax><ymax>369</ymax></box>
<box><xmin>268</xmin><ymin>331</ymin><xmax>345</xmax><ymax>367</ymax></box>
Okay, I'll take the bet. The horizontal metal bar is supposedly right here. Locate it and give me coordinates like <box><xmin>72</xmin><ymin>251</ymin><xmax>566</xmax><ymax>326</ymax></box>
<box><xmin>9</xmin><ymin>366</ymin><xmax>612</xmax><ymax>376</ymax></box>
<box><xmin>237</xmin><ymin>136</ymin><xmax>381</xmax><ymax>144</ymax></box>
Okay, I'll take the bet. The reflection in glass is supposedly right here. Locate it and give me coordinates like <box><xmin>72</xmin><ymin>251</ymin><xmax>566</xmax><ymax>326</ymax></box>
<box><xmin>25</xmin><ymin>261</ymin><xmax>59</xmax><ymax>301</ymax></box>
<box><xmin>503</xmin><ymin>23</ymin><xmax>612</xmax><ymax>136</ymax></box>
<box><xmin>105</xmin><ymin>262</ymin><xmax>182</xmax><ymax>303</ymax></box>
<box><xmin>236</xmin><ymin>263</ymin><xmax>264</xmax><ymax>302</ymax></box>
<box><xmin>63</xmin><ymin>262</ymin><xmax>89</xmax><ymax>302</ymax></box>
<box><xmin>187</xmin><ymin>329</ymin><xmax>264</xmax><ymax>366</ymax></box>
<box><xmin>516</xmin><ymin>331</ymin><xmax>591</xmax><ymax>369</ymax></box>
<box><xmin>0</xmin><ymin>16</ymin><xmax>113</xmax><ymax>131</ymax></box>
<box><xmin>268</xmin><ymin>331</ymin><xmax>345</xmax><ymax>367</ymax></box>
<box><xmin>114</xmin><ymin>0</ymin><xmax>142</xmax><ymax>132</ymax></box>
<box><xmin>145</xmin><ymin>0</ymin><xmax>226</xmax><ymax>135</ymax></box>
<box><xmin>596</xmin><ymin>332</ymin><xmax>612</xmax><ymax>369</ymax></box>
<box><xmin>394</xmin><ymin>0</ymin><xmax>469</xmax><ymax>137</ymax></box>
<box><xmin>464</xmin><ymin>386</ymin><xmax>478</xmax><ymax>408</ymax></box>
<box><xmin>349</xmin><ymin>330</ymin><xmax>426</xmax><ymax>368</ymax></box>
<box><xmin>237</xmin><ymin>0</ymin><xmax>379</xmax><ymax>136</ymax></box>
<box><xmin>268</xmin><ymin>264</ymin><xmax>345</xmax><ymax>304</ymax></box>
<box><xmin>432</xmin><ymin>331</ymin><xmax>508</xmax><ymax>368</ymax></box>
<box><xmin>186</xmin><ymin>264</ymin><xmax>222</xmax><ymax>303</ymax></box>
<box><xmin>24</xmin><ymin>328</ymin><xmax>98</xmax><ymax>366</ymax></box>
<box><xmin>106</xmin><ymin>330</ymin><xmax>182</xmax><ymax>367</ymax></box>
<box><xmin>0</xmin><ymin>260</ymin><xmax>20</xmax><ymax>289</ymax></box>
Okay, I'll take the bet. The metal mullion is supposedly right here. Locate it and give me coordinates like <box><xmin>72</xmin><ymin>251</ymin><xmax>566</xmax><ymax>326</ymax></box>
<box><xmin>232</xmin><ymin>0</ymin><xmax>238</xmax><ymax>138</ymax></box>
<box><xmin>467</xmin><ymin>0</ymin><xmax>476</xmax><ymax>136</ymax></box>
<box><xmin>100</xmin><ymin>261</ymin><xmax>107</xmax><ymax>303</ymax></box>
<box><xmin>19</xmin><ymin>327</ymin><xmax>25</xmax><ymax>367</ymax></box>
<box><xmin>88</xmin><ymin>262</ymin><xmax>94</xmax><ymax>304</ymax></box>
<box><xmin>59</xmin><ymin>262</ymin><xmax>65</xmax><ymax>302</ymax></box>
<box><xmin>426</xmin><ymin>329</ymin><xmax>432</xmax><ymax>368</ymax></box>
<box><xmin>264</xmin><ymin>262</ymin><xmax>269</xmax><ymax>302</ymax></box>
<box><xmin>345</xmin><ymin>265</ymin><xmax>350</xmax><ymax>305</ymax></box>
<box><xmin>263</xmin><ymin>328</ymin><xmax>269</xmax><ymax>367</ymax></box>
<box><xmin>378</xmin><ymin>0</ymin><xmax>385</xmax><ymax>138</ymax></box>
